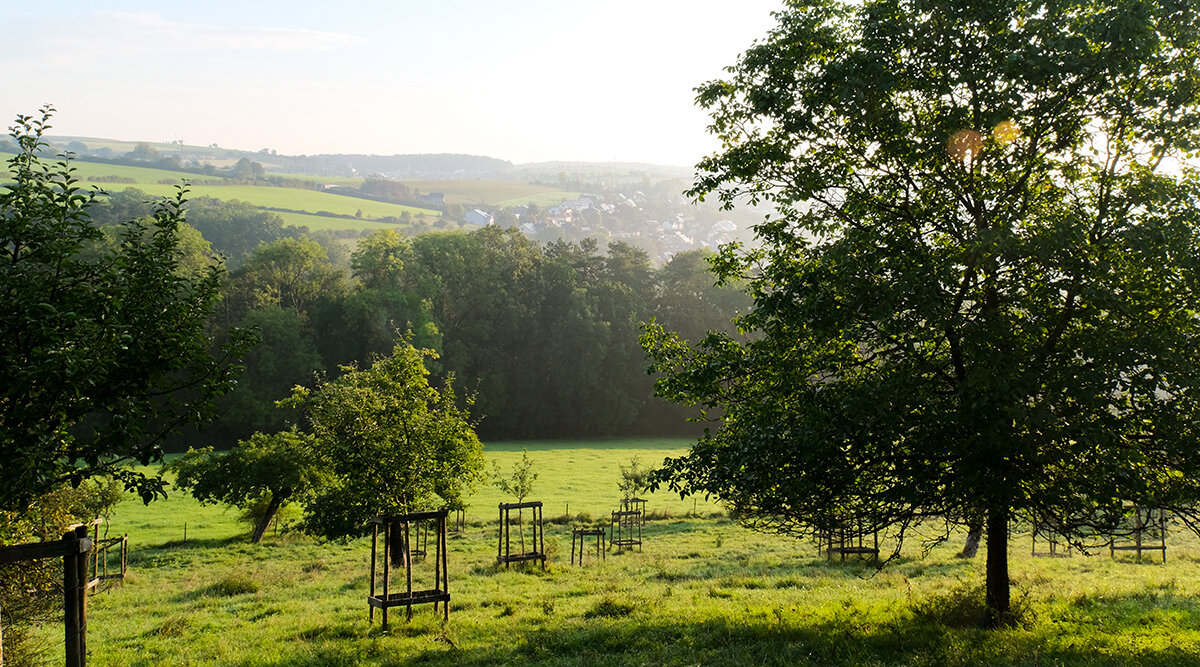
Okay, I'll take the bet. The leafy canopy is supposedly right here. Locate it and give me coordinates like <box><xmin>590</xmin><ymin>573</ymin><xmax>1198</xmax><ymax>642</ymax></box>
<box><xmin>0</xmin><ymin>107</ymin><xmax>251</xmax><ymax>510</ymax></box>
<box><xmin>643</xmin><ymin>0</ymin><xmax>1200</xmax><ymax>624</ymax></box>
<box><xmin>172</xmin><ymin>428</ymin><xmax>325</xmax><ymax>543</ymax></box>
<box><xmin>283</xmin><ymin>342</ymin><xmax>485</xmax><ymax>540</ymax></box>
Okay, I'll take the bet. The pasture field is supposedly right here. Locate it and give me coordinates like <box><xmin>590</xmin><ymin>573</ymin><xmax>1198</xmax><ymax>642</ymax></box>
<box><xmin>22</xmin><ymin>440</ymin><xmax>1200</xmax><ymax>665</ymax></box>
<box><xmin>3</xmin><ymin>154</ymin><xmax>588</xmax><ymax>227</ymax></box>
<box><xmin>81</xmin><ymin>183</ymin><xmax>438</xmax><ymax>221</ymax></box>
<box><xmin>401</xmin><ymin>180</ymin><xmax>582</xmax><ymax>208</ymax></box>
<box><xmin>0</xmin><ymin>153</ymin><xmax>200</xmax><ymax>186</ymax></box>
<box><xmin>1</xmin><ymin>154</ymin><xmax>439</xmax><ymax>224</ymax></box>
<box><xmin>270</xmin><ymin>211</ymin><xmax>406</xmax><ymax>233</ymax></box>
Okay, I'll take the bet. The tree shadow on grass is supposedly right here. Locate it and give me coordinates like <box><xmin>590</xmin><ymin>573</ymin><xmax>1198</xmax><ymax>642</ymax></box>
<box><xmin>142</xmin><ymin>535</ymin><xmax>247</xmax><ymax>551</ymax></box>
<box><xmin>248</xmin><ymin>597</ymin><xmax>1200</xmax><ymax>667</ymax></box>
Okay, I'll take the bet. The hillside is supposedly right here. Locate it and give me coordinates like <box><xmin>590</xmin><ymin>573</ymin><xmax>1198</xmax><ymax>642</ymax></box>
<box><xmin>2</xmin><ymin>134</ymin><xmax>763</xmax><ymax>262</ymax></box>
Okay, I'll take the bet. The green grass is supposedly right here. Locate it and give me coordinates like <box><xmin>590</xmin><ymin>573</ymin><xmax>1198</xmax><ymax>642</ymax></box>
<box><xmin>83</xmin><ymin>182</ymin><xmax>437</xmax><ymax>221</ymax></box>
<box><xmin>3</xmin><ymin>154</ymin><xmax>588</xmax><ymax>235</ymax></box>
<box><xmin>1</xmin><ymin>153</ymin><xmax>441</xmax><ymax>229</ymax></box>
<box><xmin>271</xmin><ymin>211</ymin><xmax>410</xmax><ymax>233</ymax></box>
<box><xmin>60</xmin><ymin>160</ymin><xmax>204</xmax><ymax>185</ymax></box>
<box><xmin>23</xmin><ymin>440</ymin><xmax>1200</xmax><ymax>665</ymax></box>
<box><xmin>401</xmin><ymin>180</ymin><xmax>582</xmax><ymax>207</ymax></box>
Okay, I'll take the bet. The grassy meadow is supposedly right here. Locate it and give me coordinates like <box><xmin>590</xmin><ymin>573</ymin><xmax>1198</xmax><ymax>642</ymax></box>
<box><xmin>18</xmin><ymin>440</ymin><xmax>1200</xmax><ymax>665</ymax></box>
<box><xmin>2</xmin><ymin>154</ymin><xmax>596</xmax><ymax>235</ymax></box>
<box><xmin>399</xmin><ymin>180</ymin><xmax>582</xmax><ymax>208</ymax></box>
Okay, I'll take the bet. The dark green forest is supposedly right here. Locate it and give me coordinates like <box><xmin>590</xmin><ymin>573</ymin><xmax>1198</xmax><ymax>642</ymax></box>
<box><xmin>91</xmin><ymin>188</ymin><xmax>749</xmax><ymax>447</ymax></box>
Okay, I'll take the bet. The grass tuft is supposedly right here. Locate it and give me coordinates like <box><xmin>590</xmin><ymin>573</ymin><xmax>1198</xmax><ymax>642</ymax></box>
<box><xmin>204</xmin><ymin>573</ymin><xmax>260</xmax><ymax>597</ymax></box>
<box><xmin>584</xmin><ymin>595</ymin><xmax>637</xmax><ymax>619</ymax></box>
<box><xmin>148</xmin><ymin>615</ymin><xmax>190</xmax><ymax>637</ymax></box>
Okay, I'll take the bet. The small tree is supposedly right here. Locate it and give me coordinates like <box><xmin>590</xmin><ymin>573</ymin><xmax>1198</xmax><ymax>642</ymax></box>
<box><xmin>493</xmin><ymin>449</ymin><xmax>538</xmax><ymax>504</ymax></box>
<box><xmin>493</xmin><ymin>449</ymin><xmax>538</xmax><ymax>550</ymax></box>
<box><xmin>617</xmin><ymin>457</ymin><xmax>650</xmax><ymax>501</ymax></box>
<box><xmin>172</xmin><ymin>429</ymin><xmax>324</xmax><ymax>543</ymax></box>
<box><xmin>284</xmin><ymin>342</ymin><xmax>485</xmax><ymax>542</ymax></box>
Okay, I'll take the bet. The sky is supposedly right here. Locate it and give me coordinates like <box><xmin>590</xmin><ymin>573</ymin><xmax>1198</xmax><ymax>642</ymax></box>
<box><xmin>3</xmin><ymin>1</ymin><xmax>783</xmax><ymax>166</ymax></box>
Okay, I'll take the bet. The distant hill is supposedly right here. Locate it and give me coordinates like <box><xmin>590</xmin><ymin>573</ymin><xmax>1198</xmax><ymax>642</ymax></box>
<box><xmin>2</xmin><ymin>133</ymin><xmax>759</xmax><ymax>263</ymax></box>
<box><xmin>284</xmin><ymin>153</ymin><xmax>514</xmax><ymax>179</ymax></box>
<box><xmin>31</xmin><ymin>135</ymin><xmax>515</xmax><ymax>179</ymax></box>
<box><xmin>30</xmin><ymin>135</ymin><xmax>691</xmax><ymax>181</ymax></box>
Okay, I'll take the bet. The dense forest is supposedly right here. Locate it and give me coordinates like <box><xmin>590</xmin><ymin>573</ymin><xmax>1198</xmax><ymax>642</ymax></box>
<box><xmin>90</xmin><ymin>188</ymin><xmax>750</xmax><ymax>447</ymax></box>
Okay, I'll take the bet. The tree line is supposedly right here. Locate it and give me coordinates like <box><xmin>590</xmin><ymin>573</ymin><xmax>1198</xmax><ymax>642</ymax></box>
<box><xmin>82</xmin><ymin>186</ymin><xmax>749</xmax><ymax>447</ymax></box>
<box><xmin>201</xmin><ymin>225</ymin><xmax>748</xmax><ymax>446</ymax></box>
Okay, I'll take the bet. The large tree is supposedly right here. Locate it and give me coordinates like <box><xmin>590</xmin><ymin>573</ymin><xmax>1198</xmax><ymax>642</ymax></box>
<box><xmin>0</xmin><ymin>107</ymin><xmax>251</xmax><ymax>511</ymax></box>
<box><xmin>643</xmin><ymin>0</ymin><xmax>1200</xmax><ymax>626</ymax></box>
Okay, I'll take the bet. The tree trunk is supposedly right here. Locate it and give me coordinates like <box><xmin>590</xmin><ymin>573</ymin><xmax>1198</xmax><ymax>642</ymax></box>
<box><xmin>984</xmin><ymin>507</ymin><xmax>1011</xmax><ymax>628</ymax></box>
<box><xmin>959</xmin><ymin>522</ymin><xmax>983</xmax><ymax>558</ymax></box>
<box><xmin>390</xmin><ymin>524</ymin><xmax>405</xmax><ymax>567</ymax></box>
<box><xmin>250</xmin><ymin>493</ymin><xmax>283</xmax><ymax>544</ymax></box>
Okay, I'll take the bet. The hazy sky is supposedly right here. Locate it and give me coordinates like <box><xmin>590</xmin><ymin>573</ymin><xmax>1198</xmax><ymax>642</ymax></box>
<box><xmin>4</xmin><ymin>2</ymin><xmax>783</xmax><ymax>166</ymax></box>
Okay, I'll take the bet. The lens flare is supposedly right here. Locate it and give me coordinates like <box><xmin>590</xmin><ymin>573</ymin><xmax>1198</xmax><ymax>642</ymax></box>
<box><xmin>992</xmin><ymin>120</ymin><xmax>1020</xmax><ymax>145</ymax></box>
<box><xmin>947</xmin><ymin>129</ymin><xmax>983</xmax><ymax>164</ymax></box>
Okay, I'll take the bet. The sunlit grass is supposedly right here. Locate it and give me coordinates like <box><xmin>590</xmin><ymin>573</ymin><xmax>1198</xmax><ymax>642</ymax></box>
<box><xmin>271</xmin><ymin>211</ymin><xmax>406</xmax><ymax>233</ymax></box>
<box><xmin>27</xmin><ymin>440</ymin><xmax>1200</xmax><ymax>665</ymax></box>
<box><xmin>400</xmin><ymin>180</ymin><xmax>580</xmax><ymax>207</ymax></box>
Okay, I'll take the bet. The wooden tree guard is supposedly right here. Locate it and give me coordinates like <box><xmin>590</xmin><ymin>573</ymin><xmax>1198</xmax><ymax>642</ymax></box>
<box><xmin>497</xmin><ymin>501</ymin><xmax>546</xmax><ymax>569</ymax></box>
<box><xmin>609</xmin><ymin>509</ymin><xmax>642</xmax><ymax>552</ymax></box>
<box><xmin>409</xmin><ymin>521</ymin><xmax>429</xmax><ymax>560</ymax></box>
<box><xmin>1110</xmin><ymin>506</ymin><xmax>1167</xmax><ymax>563</ymax></box>
<box><xmin>1031</xmin><ymin>521</ymin><xmax>1070</xmax><ymax>558</ymax></box>
<box><xmin>621</xmin><ymin>497</ymin><xmax>648</xmax><ymax>525</ymax></box>
<box><xmin>821</xmin><ymin>517</ymin><xmax>879</xmax><ymax>563</ymax></box>
<box><xmin>571</xmin><ymin>527</ymin><xmax>606</xmax><ymax>565</ymax></box>
<box><xmin>368</xmin><ymin>510</ymin><xmax>449</xmax><ymax>630</ymax></box>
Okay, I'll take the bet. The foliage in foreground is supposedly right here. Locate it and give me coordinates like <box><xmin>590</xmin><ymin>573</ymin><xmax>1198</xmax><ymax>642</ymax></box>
<box><xmin>645</xmin><ymin>0</ymin><xmax>1200</xmax><ymax>626</ymax></box>
<box><xmin>0</xmin><ymin>480</ymin><xmax>124</xmax><ymax>665</ymax></box>
<box><xmin>0</xmin><ymin>107</ymin><xmax>251</xmax><ymax>511</ymax></box>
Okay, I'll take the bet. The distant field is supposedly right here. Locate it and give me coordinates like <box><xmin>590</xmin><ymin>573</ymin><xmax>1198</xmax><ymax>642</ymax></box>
<box><xmin>0</xmin><ymin>152</ymin><xmax>199</xmax><ymax>185</ymax></box>
<box><xmin>402</xmin><ymin>179</ymin><xmax>582</xmax><ymax>207</ymax></box>
<box><xmin>1</xmin><ymin>154</ymin><xmax>442</xmax><ymax>228</ymax></box>
<box><xmin>1</xmin><ymin>151</ymin><xmax>632</xmax><ymax>247</ymax></box>
<box><xmin>3</xmin><ymin>154</ymin><xmax>586</xmax><ymax>222</ymax></box>
<box><xmin>53</xmin><ymin>159</ymin><xmax>203</xmax><ymax>185</ymax></box>
<box><xmin>272</xmin><ymin>211</ymin><xmax>405</xmax><ymax>232</ymax></box>
<box><xmin>89</xmin><ymin>182</ymin><xmax>439</xmax><ymax>221</ymax></box>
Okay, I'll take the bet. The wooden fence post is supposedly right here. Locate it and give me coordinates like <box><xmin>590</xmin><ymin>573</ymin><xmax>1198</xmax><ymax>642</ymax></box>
<box><xmin>75</xmin><ymin>525</ymin><xmax>88</xmax><ymax>663</ymax></box>
<box><xmin>64</xmin><ymin>530</ymin><xmax>82</xmax><ymax>667</ymax></box>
